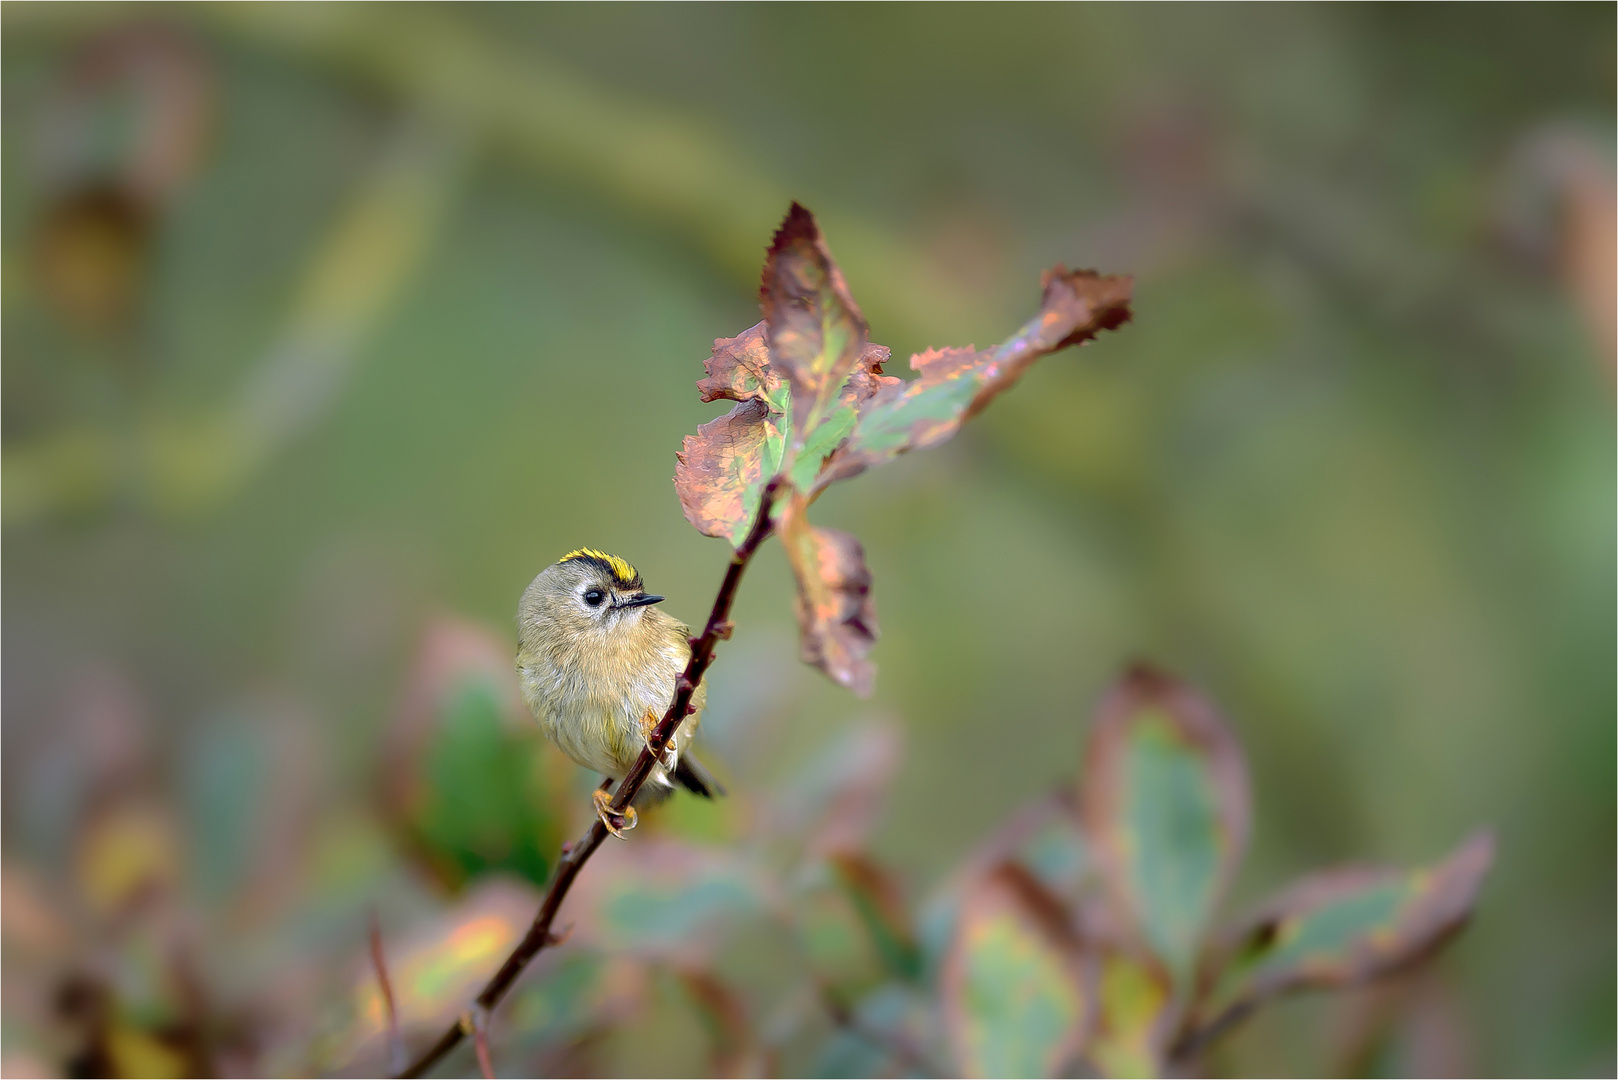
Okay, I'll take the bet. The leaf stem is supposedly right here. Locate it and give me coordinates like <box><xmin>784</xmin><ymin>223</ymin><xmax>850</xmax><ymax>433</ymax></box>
<box><xmin>396</xmin><ymin>477</ymin><xmax>784</xmax><ymax>1079</ymax></box>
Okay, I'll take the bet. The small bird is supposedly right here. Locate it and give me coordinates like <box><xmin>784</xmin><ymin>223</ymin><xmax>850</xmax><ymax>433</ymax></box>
<box><xmin>516</xmin><ymin>549</ymin><xmax>723</xmax><ymax>837</ymax></box>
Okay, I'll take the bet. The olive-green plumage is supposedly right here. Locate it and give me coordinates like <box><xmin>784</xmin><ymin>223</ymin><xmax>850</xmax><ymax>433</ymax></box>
<box><xmin>516</xmin><ymin>550</ymin><xmax>719</xmax><ymax>806</ymax></box>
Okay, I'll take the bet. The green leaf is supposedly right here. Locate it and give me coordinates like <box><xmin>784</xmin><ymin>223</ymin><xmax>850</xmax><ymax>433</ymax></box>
<box><xmin>943</xmin><ymin>864</ymin><xmax>1093</xmax><ymax>1079</ymax></box>
<box><xmin>1079</xmin><ymin>665</ymin><xmax>1250</xmax><ymax>986</ymax></box>
<box><xmin>571</xmin><ymin>839</ymin><xmax>768</xmax><ymax>965</ymax></box>
<box><xmin>918</xmin><ymin>792</ymin><xmax>1089</xmax><ymax>981</ymax></box>
<box><xmin>1086</xmin><ymin>949</ymin><xmax>1175</xmax><ymax>1080</ymax></box>
<box><xmin>413</xmin><ymin>676</ymin><xmax>559</xmax><ymax>889</ymax></box>
<box><xmin>796</xmin><ymin>853</ymin><xmax>922</xmax><ymax>1003</ymax></box>
<box><xmin>816</xmin><ymin>267</ymin><xmax>1133</xmax><ymax>491</ymax></box>
<box><xmin>1198</xmin><ymin>832</ymin><xmax>1495</xmax><ymax>1031</ymax></box>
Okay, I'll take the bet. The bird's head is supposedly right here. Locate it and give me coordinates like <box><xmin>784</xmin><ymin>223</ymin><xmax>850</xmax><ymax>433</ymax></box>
<box><xmin>518</xmin><ymin>548</ymin><xmax>666</xmax><ymax>650</ymax></box>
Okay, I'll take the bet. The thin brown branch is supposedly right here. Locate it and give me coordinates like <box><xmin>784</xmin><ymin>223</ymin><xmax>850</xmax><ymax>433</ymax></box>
<box><xmin>369</xmin><ymin>908</ymin><xmax>406</xmax><ymax>1077</ymax></box>
<box><xmin>396</xmin><ymin>477</ymin><xmax>784</xmax><ymax>1079</ymax></box>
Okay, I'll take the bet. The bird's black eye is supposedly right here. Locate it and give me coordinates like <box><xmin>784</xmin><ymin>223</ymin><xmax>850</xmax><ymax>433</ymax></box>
<box><xmin>583</xmin><ymin>588</ymin><xmax>605</xmax><ymax>607</ymax></box>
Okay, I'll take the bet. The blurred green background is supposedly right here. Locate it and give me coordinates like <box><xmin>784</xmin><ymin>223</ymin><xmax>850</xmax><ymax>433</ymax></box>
<box><xmin>2</xmin><ymin>4</ymin><xmax>1612</xmax><ymax>1077</ymax></box>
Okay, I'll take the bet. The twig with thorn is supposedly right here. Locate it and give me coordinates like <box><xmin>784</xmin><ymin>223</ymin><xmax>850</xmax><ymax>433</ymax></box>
<box><xmin>396</xmin><ymin>478</ymin><xmax>784</xmax><ymax>1079</ymax></box>
<box><xmin>461</xmin><ymin>1007</ymin><xmax>494</xmax><ymax>1080</ymax></box>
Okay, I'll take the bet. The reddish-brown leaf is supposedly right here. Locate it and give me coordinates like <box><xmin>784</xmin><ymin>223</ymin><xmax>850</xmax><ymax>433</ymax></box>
<box><xmin>677</xmin><ymin>317</ymin><xmax>891</xmax><ymax>546</ymax></box>
<box><xmin>674</xmin><ymin>398</ymin><xmax>784</xmax><ymax>546</ymax></box>
<box><xmin>761</xmin><ymin>203</ymin><xmax>871</xmax><ymax>443</ymax></box>
<box><xmin>1079</xmin><ymin>664</ymin><xmax>1250</xmax><ymax>984</ymax></box>
<box><xmin>695</xmin><ymin>322</ymin><xmax>783</xmax><ymax>407</ymax></box>
<box><xmin>817</xmin><ymin>267</ymin><xmax>1132</xmax><ymax>489</ymax></box>
<box><xmin>777</xmin><ymin>489</ymin><xmax>878</xmax><ymax>695</ymax></box>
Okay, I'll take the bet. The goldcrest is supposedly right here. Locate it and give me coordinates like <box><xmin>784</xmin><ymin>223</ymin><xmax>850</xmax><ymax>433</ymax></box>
<box><xmin>517</xmin><ymin>549</ymin><xmax>722</xmax><ymax>836</ymax></box>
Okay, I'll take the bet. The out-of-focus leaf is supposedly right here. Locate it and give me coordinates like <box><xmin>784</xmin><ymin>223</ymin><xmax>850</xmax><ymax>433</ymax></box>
<box><xmin>37</xmin><ymin>24</ymin><xmax>213</xmax><ymax>209</ymax></box>
<box><xmin>816</xmin><ymin>267</ymin><xmax>1132</xmax><ymax>490</ymax></box>
<box><xmin>677</xmin><ymin>969</ymin><xmax>768</xmax><ymax>1079</ymax></box>
<box><xmin>382</xmin><ymin>618</ymin><xmax>562</xmax><ymax>891</ymax></box>
<box><xmin>500</xmin><ymin>951</ymin><xmax>615</xmax><ymax>1051</ymax></box>
<box><xmin>105</xmin><ymin>1023</ymin><xmax>191</xmax><ymax>1080</ymax></box>
<box><xmin>323</xmin><ymin>878</ymin><xmax>541</xmax><ymax>1074</ymax></box>
<box><xmin>918</xmin><ymin>791</ymin><xmax>1090</xmax><ymax>977</ymax></box>
<box><xmin>767</xmin><ymin>722</ymin><xmax>902</xmax><ymax>854</ymax></box>
<box><xmin>776</xmin><ymin>489</ymin><xmax>878</xmax><ymax>695</ymax></box>
<box><xmin>1197</xmin><ymin>832</ymin><xmax>1495</xmax><ymax>1033</ymax></box>
<box><xmin>5</xmin><ymin>122</ymin><xmax>463</xmax><ymax>526</ymax></box>
<box><xmin>571</xmin><ymin>840</ymin><xmax>769</xmax><ymax>966</ymax></box>
<box><xmin>761</xmin><ymin>202</ymin><xmax>870</xmax><ymax>447</ymax></box>
<box><xmin>795</xmin><ymin>854</ymin><xmax>921</xmax><ymax>1003</ymax></box>
<box><xmin>73</xmin><ymin>800</ymin><xmax>180</xmax><ymax>919</ymax></box>
<box><xmin>411</xmin><ymin>677</ymin><xmax>560</xmax><ymax>888</ymax></box>
<box><xmin>831</xmin><ymin>854</ymin><xmax>923</xmax><ymax>984</ymax></box>
<box><xmin>812</xmin><ymin>983</ymin><xmax>935</xmax><ymax>1079</ymax></box>
<box><xmin>1086</xmin><ymin>951</ymin><xmax>1175</xmax><ymax>1080</ymax></box>
<box><xmin>1079</xmin><ymin>665</ymin><xmax>1249</xmax><ymax>985</ymax></box>
<box><xmin>942</xmin><ymin>864</ymin><xmax>1093</xmax><ymax>1079</ymax></box>
<box><xmin>31</xmin><ymin>24</ymin><xmax>214</xmax><ymax>334</ymax></box>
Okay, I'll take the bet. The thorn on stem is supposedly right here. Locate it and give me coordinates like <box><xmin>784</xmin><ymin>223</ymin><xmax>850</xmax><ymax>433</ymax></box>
<box><xmin>461</xmin><ymin>1006</ymin><xmax>495</xmax><ymax>1080</ymax></box>
<box><xmin>711</xmin><ymin>620</ymin><xmax>734</xmax><ymax>640</ymax></box>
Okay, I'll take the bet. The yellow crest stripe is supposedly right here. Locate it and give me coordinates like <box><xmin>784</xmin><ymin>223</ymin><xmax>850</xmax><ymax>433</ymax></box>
<box><xmin>558</xmin><ymin>548</ymin><xmax>639</xmax><ymax>585</ymax></box>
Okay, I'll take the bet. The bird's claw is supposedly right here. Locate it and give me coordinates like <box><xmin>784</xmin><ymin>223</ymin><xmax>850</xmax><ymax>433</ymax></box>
<box><xmin>638</xmin><ymin>710</ymin><xmax>678</xmax><ymax>772</ymax></box>
<box><xmin>593</xmin><ymin>788</ymin><xmax>637</xmax><ymax>839</ymax></box>
<box><xmin>642</xmin><ymin>734</ymin><xmax>678</xmax><ymax>772</ymax></box>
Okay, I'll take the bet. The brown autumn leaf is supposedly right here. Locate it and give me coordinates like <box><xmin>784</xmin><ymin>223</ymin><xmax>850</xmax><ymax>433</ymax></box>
<box><xmin>695</xmin><ymin>322</ymin><xmax>783</xmax><ymax>407</ymax></box>
<box><xmin>675</xmin><ymin>398</ymin><xmax>782</xmax><ymax>546</ymax></box>
<box><xmin>761</xmin><ymin>202</ymin><xmax>871</xmax><ymax>444</ymax></box>
<box><xmin>816</xmin><ymin>266</ymin><xmax>1133</xmax><ymax>489</ymax></box>
<box><xmin>1079</xmin><ymin>664</ymin><xmax>1250</xmax><ymax>986</ymax></box>
<box><xmin>776</xmin><ymin>488</ymin><xmax>877</xmax><ymax>695</ymax></box>
<box><xmin>676</xmin><ymin>320</ymin><xmax>892</xmax><ymax>546</ymax></box>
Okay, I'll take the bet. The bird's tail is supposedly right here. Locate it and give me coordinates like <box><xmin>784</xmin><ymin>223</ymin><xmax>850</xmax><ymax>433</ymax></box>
<box><xmin>673</xmin><ymin>752</ymin><xmax>727</xmax><ymax>798</ymax></box>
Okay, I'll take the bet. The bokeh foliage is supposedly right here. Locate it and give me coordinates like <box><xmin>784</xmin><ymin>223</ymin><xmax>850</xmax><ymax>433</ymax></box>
<box><xmin>2</xmin><ymin>4</ymin><xmax>1612</xmax><ymax>1077</ymax></box>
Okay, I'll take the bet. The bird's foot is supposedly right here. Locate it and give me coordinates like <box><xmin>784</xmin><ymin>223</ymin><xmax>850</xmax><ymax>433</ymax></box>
<box><xmin>638</xmin><ymin>710</ymin><xmax>678</xmax><ymax>771</ymax></box>
<box><xmin>593</xmin><ymin>788</ymin><xmax>637</xmax><ymax>839</ymax></box>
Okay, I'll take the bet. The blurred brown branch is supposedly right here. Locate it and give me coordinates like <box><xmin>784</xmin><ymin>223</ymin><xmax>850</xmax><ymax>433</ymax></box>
<box><xmin>368</xmin><ymin>909</ymin><xmax>406</xmax><ymax>1077</ymax></box>
<box><xmin>397</xmin><ymin>477</ymin><xmax>783</xmax><ymax>1079</ymax></box>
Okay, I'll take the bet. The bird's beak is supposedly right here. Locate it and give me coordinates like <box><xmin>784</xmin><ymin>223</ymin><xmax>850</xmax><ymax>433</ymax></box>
<box><xmin>616</xmin><ymin>593</ymin><xmax>665</xmax><ymax>608</ymax></box>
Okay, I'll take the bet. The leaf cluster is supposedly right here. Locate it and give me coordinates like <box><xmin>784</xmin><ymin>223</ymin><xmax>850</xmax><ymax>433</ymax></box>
<box><xmin>676</xmin><ymin>203</ymin><xmax>1132</xmax><ymax>694</ymax></box>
